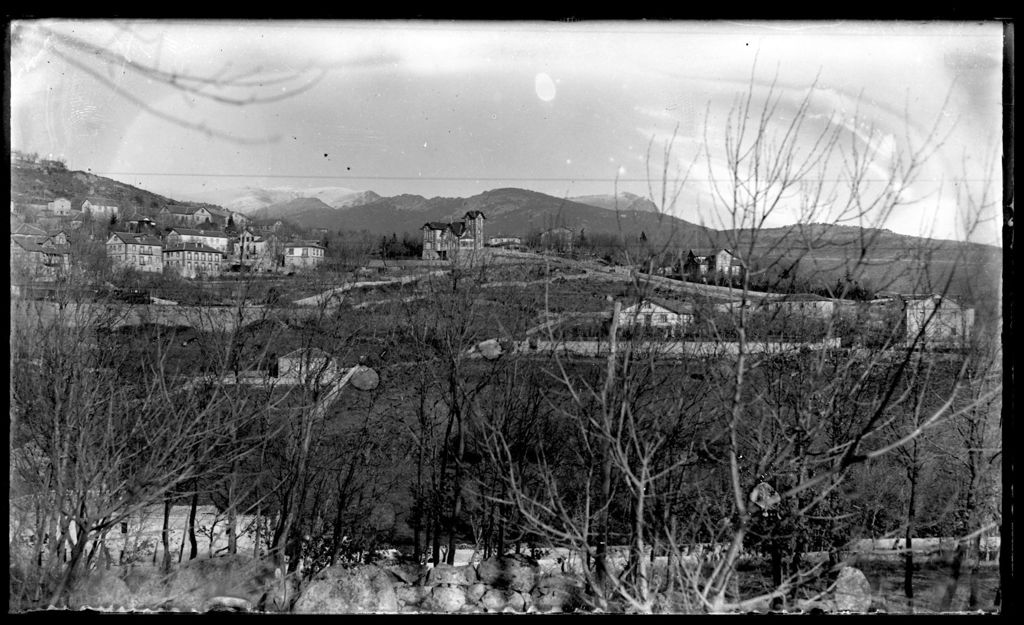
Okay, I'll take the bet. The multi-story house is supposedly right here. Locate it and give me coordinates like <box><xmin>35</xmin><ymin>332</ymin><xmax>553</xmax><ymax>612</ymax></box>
<box><xmin>420</xmin><ymin>211</ymin><xmax>486</xmax><ymax>260</ymax></box>
<box><xmin>235</xmin><ymin>227</ymin><xmax>278</xmax><ymax>270</ymax></box>
<box><xmin>106</xmin><ymin>232</ymin><xmax>163</xmax><ymax>273</ymax></box>
<box><xmin>283</xmin><ymin>241</ymin><xmax>325</xmax><ymax>270</ymax></box>
<box><xmin>10</xmin><ymin>236</ymin><xmax>68</xmax><ymax>280</ymax></box>
<box><xmin>683</xmin><ymin>248</ymin><xmax>744</xmax><ymax>280</ymax></box>
<box><xmin>48</xmin><ymin>197</ymin><xmax>72</xmax><ymax>215</ymax></box>
<box><xmin>162</xmin><ymin>242</ymin><xmax>226</xmax><ymax>279</ymax></box>
<box><xmin>165</xmin><ymin>228</ymin><xmax>230</xmax><ymax>254</ymax></box>
<box><xmin>74</xmin><ymin>197</ymin><xmax>119</xmax><ymax>218</ymax></box>
<box><xmin>159</xmin><ymin>204</ymin><xmax>216</xmax><ymax>227</ymax></box>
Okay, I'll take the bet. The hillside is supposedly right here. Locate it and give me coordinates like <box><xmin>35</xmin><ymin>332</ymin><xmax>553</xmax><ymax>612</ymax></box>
<box><xmin>570</xmin><ymin>192</ymin><xmax>659</xmax><ymax>213</ymax></box>
<box><xmin>180</xmin><ymin>186</ymin><xmax>382</xmax><ymax>213</ymax></box>
<box><xmin>9</xmin><ymin>164</ymin><xmax>229</xmax><ymax>221</ymax></box>
<box><xmin>251</xmin><ymin>197</ymin><xmax>336</xmax><ymax>221</ymax></box>
<box><xmin>287</xmin><ymin>187</ymin><xmax>721</xmax><ymax>248</ymax></box>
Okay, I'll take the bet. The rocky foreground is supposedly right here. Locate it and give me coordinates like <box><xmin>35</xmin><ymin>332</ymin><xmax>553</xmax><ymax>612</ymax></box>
<box><xmin>48</xmin><ymin>553</ymin><xmax>881</xmax><ymax>614</ymax></box>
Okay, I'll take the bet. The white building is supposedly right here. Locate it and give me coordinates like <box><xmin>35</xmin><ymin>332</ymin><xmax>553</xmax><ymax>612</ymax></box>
<box><xmin>284</xmin><ymin>241</ymin><xmax>325</xmax><ymax>269</ymax></box>
<box><xmin>617</xmin><ymin>298</ymin><xmax>694</xmax><ymax>337</ymax></box>
<box><xmin>165</xmin><ymin>228</ymin><xmax>231</xmax><ymax>254</ymax></box>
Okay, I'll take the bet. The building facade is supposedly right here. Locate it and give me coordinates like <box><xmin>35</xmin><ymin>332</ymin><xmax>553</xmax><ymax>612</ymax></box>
<box><xmin>162</xmin><ymin>242</ymin><xmax>226</xmax><ymax>278</ymax></box>
<box><xmin>165</xmin><ymin>228</ymin><xmax>230</xmax><ymax>253</ymax></box>
<box><xmin>421</xmin><ymin>211</ymin><xmax>486</xmax><ymax>260</ymax></box>
<box><xmin>617</xmin><ymin>299</ymin><xmax>694</xmax><ymax>338</ymax></box>
<box><xmin>106</xmin><ymin>232</ymin><xmax>163</xmax><ymax>273</ymax></box>
<box><xmin>284</xmin><ymin>242</ymin><xmax>325</xmax><ymax>269</ymax></box>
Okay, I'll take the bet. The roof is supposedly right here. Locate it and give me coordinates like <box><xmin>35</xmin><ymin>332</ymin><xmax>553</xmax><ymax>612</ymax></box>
<box><xmin>167</xmin><ymin>228</ymin><xmax>230</xmax><ymax>239</ymax></box>
<box><xmin>774</xmin><ymin>293</ymin><xmax>834</xmax><ymax>303</ymax></box>
<box><xmin>464</xmin><ymin>210</ymin><xmax>486</xmax><ymax>220</ymax></box>
<box><xmin>163</xmin><ymin>242</ymin><xmax>226</xmax><ymax>255</ymax></box>
<box><xmin>11</xmin><ymin>223</ymin><xmax>47</xmax><ymax>236</ymax></box>
<box><xmin>286</xmin><ymin>241</ymin><xmax>324</xmax><ymax>249</ymax></box>
<box><xmin>280</xmin><ymin>347</ymin><xmax>332</xmax><ymax>361</ymax></box>
<box><xmin>11</xmin><ymin>237</ymin><xmax>45</xmax><ymax>253</ymax></box>
<box><xmin>622</xmin><ymin>297</ymin><xmax>695</xmax><ymax>316</ymax></box>
<box><xmin>163</xmin><ymin>204</ymin><xmax>201</xmax><ymax>215</ymax></box>
<box><xmin>449</xmin><ymin>222</ymin><xmax>467</xmax><ymax>237</ymax></box>
<box><xmin>83</xmin><ymin>197</ymin><xmax>117</xmax><ymax>206</ymax></box>
<box><xmin>422</xmin><ymin>221</ymin><xmax>450</xmax><ymax>231</ymax></box>
<box><xmin>204</xmin><ymin>206</ymin><xmax>230</xmax><ymax>218</ymax></box>
<box><xmin>108</xmin><ymin>231</ymin><xmax>163</xmax><ymax>246</ymax></box>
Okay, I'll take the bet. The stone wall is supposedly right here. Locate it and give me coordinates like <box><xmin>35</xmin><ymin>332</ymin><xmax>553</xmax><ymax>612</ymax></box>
<box><xmin>293</xmin><ymin>555</ymin><xmax>587</xmax><ymax>614</ymax></box>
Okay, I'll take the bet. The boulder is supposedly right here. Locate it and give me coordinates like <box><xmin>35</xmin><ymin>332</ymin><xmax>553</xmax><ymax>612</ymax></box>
<box><xmin>423</xmin><ymin>585</ymin><xmax>467</xmax><ymax>613</ymax></box>
<box><xmin>477</xmin><ymin>339</ymin><xmax>503</xmax><ymax>360</ymax></box>
<box><xmin>480</xmin><ymin>588</ymin><xmax>528</xmax><ymax>613</ymax></box>
<box><xmin>165</xmin><ymin>555</ymin><xmax>280</xmax><ymax>612</ymax></box>
<box><xmin>532</xmin><ymin>573</ymin><xmax>586</xmax><ymax>612</ymax></box>
<box><xmin>476</xmin><ymin>554</ymin><xmax>539</xmax><ymax>592</ymax></box>
<box><xmin>466</xmin><ymin>582</ymin><xmax>488</xmax><ymax>604</ymax></box>
<box><xmin>833</xmin><ymin>566</ymin><xmax>872</xmax><ymax>613</ymax></box>
<box><xmin>395</xmin><ymin>584</ymin><xmax>432</xmax><ymax>608</ymax></box>
<box><xmin>293</xmin><ymin>565</ymin><xmax>399</xmax><ymax>613</ymax></box>
<box><xmin>386</xmin><ymin>562</ymin><xmax>426</xmax><ymax>585</ymax></box>
<box><xmin>426</xmin><ymin>563</ymin><xmax>475</xmax><ymax>586</ymax></box>
<box><xmin>67</xmin><ymin>569</ymin><xmax>133</xmax><ymax>611</ymax></box>
<box><xmin>350</xmin><ymin>366</ymin><xmax>380</xmax><ymax>391</ymax></box>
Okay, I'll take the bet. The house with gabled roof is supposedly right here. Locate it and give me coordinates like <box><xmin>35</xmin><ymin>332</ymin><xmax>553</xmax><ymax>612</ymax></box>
<box><xmin>106</xmin><ymin>232</ymin><xmax>163</xmax><ymax>273</ymax></box>
<box><xmin>159</xmin><ymin>204</ymin><xmax>215</xmax><ymax>226</ymax></box>
<box><xmin>421</xmin><ymin>211</ymin><xmax>485</xmax><ymax>260</ymax></box>
<box><xmin>47</xmin><ymin>197</ymin><xmax>72</xmax><ymax>215</ymax></box>
<box><xmin>284</xmin><ymin>241</ymin><xmax>325</xmax><ymax>270</ymax></box>
<box><xmin>73</xmin><ymin>197</ymin><xmax>119</xmax><ymax>218</ymax></box>
<box><xmin>617</xmin><ymin>297</ymin><xmax>695</xmax><ymax>338</ymax></box>
<box><xmin>683</xmin><ymin>248</ymin><xmax>744</xmax><ymax>280</ymax></box>
<box><xmin>10</xmin><ymin>235</ymin><xmax>68</xmax><ymax>280</ymax></box>
<box><xmin>236</xmin><ymin>227</ymin><xmax>278</xmax><ymax>271</ymax></box>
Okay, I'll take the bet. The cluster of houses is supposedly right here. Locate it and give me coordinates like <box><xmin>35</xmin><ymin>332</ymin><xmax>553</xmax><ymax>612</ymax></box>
<box><xmin>615</xmin><ymin>291</ymin><xmax>975</xmax><ymax>347</ymax></box>
<box><xmin>10</xmin><ymin>195</ymin><xmax>327</xmax><ymax>281</ymax></box>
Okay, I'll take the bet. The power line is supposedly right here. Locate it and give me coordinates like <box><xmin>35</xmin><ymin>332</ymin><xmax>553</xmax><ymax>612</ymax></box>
<box><xmin>92</xmin><ymin>171</ymin><xmax>992</xmax><ymax>183</ymax></box>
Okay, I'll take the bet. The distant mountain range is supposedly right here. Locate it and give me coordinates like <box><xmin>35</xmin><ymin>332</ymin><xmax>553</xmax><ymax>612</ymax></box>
<box><xmin>180</xmin><ymin>186</ymin><xmax>382</xmax><ymax>214</ymax></box>
<box><xmin>13</xmin><ymin>164</ymin><xmax>1001</xmax><ymax>266</ymax></box>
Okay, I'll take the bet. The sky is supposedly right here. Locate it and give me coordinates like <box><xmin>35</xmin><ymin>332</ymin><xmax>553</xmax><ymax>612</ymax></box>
<box><xmin>10</xmin><ymin>20</ymin><xmax>1005</xmax><ymax>245</ymax></box>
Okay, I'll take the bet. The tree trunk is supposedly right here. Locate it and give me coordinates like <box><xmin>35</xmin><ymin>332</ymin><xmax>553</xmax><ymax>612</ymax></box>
<box><xmin>904</xmin><ymin>465</ymin><xmax>917</xmax><ymax>600</ymax></box>
<box><xmin>161</xmin><ymin>494</ymin><xmax>173</xmax><ymax>574</ymax></box>
<box><xmin>188</xmin><ymin>489</ymin><xmax>199</xmax><ymax>560</ymax></box>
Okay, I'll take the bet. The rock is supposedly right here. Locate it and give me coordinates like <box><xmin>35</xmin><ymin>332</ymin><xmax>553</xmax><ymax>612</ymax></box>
<box><xmin>532</xmin><ymin>573</ymin><xmax>585</xmax><ymax>612</ymax></box>
<box><xmin>833</xmin><ymin>566</ymin><xmax>872</xmax><ymax>613</ymax></box>
<box><xmin>386</xmin><ymin>562</ymin><xmax>426</xmax><ymax>585</ymax></box>
<box><xmin>427</xmin><ymin>563</ymin><xmax>474</xmax><ymax>586</ymax></box>
<box><xmin>395</xmin><ymin>584</ymin><xmax>431</xmax><ymax>608</ymax></box>
<box><xmin>477</xmin><ymin>339</ymin><xmax>503</xmax><ymax>360</ymax></box>
<box><xmin>204</xmin><ymin>596</ymin><xmax>252</xmax><ymax>612</ymax></box>
<box><xmin>476</xmin><ymin>555</ymin><xmax>540</xmax><ymax>592</ymax></box>
<box><xmin>423</xmin><ymin>585</ymin><xmax>467</xmax><ymax>612</ymax></box>
<box><xmin>480</xmin><ymin>588</ymin><xmax>529</xmax><ymax>612</ymax></box>
<box><xmin>480</xmin><ymin>588</ymin><xmax>509</xmax><ymax>612</ymax></box>
<box><xmin>350</xmin><ymin>366</ymin><xmax>379</xmax><ymax>391</ymax></box>
<box><xmin>293</xmin><ymin>565</ymin><xmax>399</xmax><ymax>613</ymax></box>
<box><xmin>466</xmin><ymin>582</ymin><xmax>488</xmax><ymax>604</ymax></box>
<box><xmin>67</xmin><ymin>569</ymin><xmax>133</xmax><ymax>611</ymax></box>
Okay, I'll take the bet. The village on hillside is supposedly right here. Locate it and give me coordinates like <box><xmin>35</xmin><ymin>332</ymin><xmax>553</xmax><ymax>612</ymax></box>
<box><xmin>10</xmin><ymin>151</ymin><xmax>978</xmax><ymax>352</ymax></box>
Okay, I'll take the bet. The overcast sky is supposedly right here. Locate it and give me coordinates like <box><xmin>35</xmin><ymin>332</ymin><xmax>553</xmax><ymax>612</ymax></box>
<box><xmin>10</xmin><ymin>20</ymin><xmax>1004</xmax><ymax>245</ymax></box>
